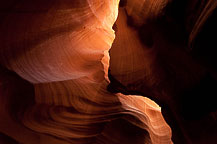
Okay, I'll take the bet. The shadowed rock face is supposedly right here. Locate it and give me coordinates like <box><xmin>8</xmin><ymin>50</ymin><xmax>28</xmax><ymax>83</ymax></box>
<box><xmin>0</xmin><ymin>0</ymin><xmax>217</xmax><ymax>144</ymax></box>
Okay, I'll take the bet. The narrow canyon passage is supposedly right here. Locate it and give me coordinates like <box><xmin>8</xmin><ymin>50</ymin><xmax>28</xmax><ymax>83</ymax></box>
<box><xmin>0</xmin><ymin>0</ymin><xmax>217</xmax><ymax>144</ymax></box>
<box><xmin>109</xmin><ymin>1</ymin><xmax>217</xmax><ymax>144</ymax></box>
<box><xmin>0</xmin><ymin>0</ymin><xmax>172</xmax><ymax>143</ymax></box>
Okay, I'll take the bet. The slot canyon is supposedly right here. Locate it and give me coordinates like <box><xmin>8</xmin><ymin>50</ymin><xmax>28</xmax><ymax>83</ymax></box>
<box><xmin>0</xmin><ymin>0</ymin><xmax>217</xmax><ymax>143</ymax></box>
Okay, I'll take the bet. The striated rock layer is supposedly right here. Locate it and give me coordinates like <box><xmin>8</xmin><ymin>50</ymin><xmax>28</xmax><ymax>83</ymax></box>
<box><xmin>0</xmin><ymin>0</ymin><xmax>172</xmax><ymax>144</ymax></box>
<box><xmin>110</xmin><ymin>0</ymin><xmax>217</xmax><ymax>143</ymax></box>
<box><xmin>1</xmin><ymin>0</ymin><xmax>217</xmax><ymax>143</ymax></box>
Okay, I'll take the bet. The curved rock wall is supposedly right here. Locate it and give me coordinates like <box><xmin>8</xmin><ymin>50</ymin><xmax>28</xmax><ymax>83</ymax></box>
<box><xmin>0</xmin><ymin>0</ymin><xmax>172</xmax><ymax>144</ymax></box>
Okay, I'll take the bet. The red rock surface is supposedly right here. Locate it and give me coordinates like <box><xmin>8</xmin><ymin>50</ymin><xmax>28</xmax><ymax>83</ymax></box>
<box><xmin>0</xmin><ymin>0</ymin><xmax>217</xmax><ymax>144</ymax></box>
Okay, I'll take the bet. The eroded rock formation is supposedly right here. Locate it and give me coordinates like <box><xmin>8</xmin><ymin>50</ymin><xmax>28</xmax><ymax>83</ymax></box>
<box><xmin>0</xmin><ymin>0</ymin><xmax>217</xmax><ymax>144</ymax></box>
<box><xmin>0</xmin><ymin>0</ymin><xmax>172</xmax><ymax>144</ymax></box>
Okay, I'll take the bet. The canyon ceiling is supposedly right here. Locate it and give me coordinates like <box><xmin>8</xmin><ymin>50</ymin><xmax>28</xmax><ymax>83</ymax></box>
<box><xmin>0</xmin><ymin>0</ymin><xmax>217</xmax><ymax>144</ymax></box>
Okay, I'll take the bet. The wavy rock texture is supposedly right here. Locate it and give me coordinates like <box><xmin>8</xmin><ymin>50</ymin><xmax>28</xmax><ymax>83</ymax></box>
<box><xmin>187</xmin><ymin>0</ymin><xmax>217</xmax><ymax>49</ymax></box>
<box><xmin>109</xmin><ymin>0</ymin><xmax>217</xmax><ymax>144</ymax></box>
<box><xmin>1</xmin><ymin>0</ymin><xmax>217</xmax><ymax>143</ymax></box>
<box><xmin>0</xmin><ymin>0</ymin><xmax>172</xmax><ymax>144</ymax></box>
